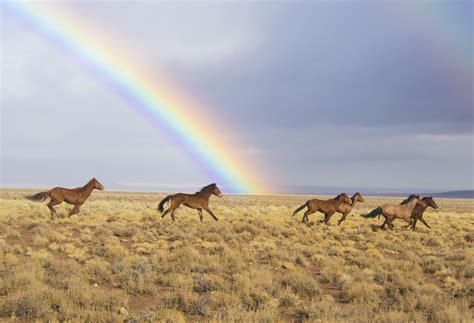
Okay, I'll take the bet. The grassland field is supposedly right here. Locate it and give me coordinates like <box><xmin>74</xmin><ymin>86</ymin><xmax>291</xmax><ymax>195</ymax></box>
<box><xmin>0</xmin><ymin>189</ymin><xmax>473</xmax><ymax>322</ymax></box>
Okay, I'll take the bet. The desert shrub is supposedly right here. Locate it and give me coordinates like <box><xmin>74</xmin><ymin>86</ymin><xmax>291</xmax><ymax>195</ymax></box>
<box><xmin>84</xmin><ymin>259</ymin><xmax>111</xmax><ymax>284</ymax></box>
<box><xmin>280</xmin><ymin>274</ymin><xmax>319</xmax><ymax>298</ymax></box>
<box><xmin>113</xmin><ymin>256</ymin><xmax>155</xmax><ymax>295</ymax></box>
<box><xmin>193</xmin><ymin>277</ymin><xmax>223</xmax><ymax>294</ymax></box>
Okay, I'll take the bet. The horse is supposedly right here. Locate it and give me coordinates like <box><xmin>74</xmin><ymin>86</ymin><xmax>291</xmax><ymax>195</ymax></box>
<box><xmin>26</xmin><ymin>178</ymin><xmax>104</xmax><ymax>218</ymax></box>
<box><xmin>158</xmin><ymin>183</ymin><xmax>223</xmax><ymax>222</ymax></box>
<box><xmin>403</xmin><ymin>196</ymin><xmax>438</xmax><ymax>230</ymax></box>
<box><xmin>362</xmin><ymin>197</ymin><xmax>421</xmax><ymax>230</ymax></box>
<box><xmin>292</xmin><ymin>193</ymin><xmax>351</xmax><ymax>224</ymax></box>
<box><xmin>335</xmin><ymin>192</ymin><xmax>365</xmax><ymax>225</ymax></box>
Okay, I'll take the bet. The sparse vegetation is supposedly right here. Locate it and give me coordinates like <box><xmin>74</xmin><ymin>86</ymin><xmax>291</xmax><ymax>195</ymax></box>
<box><xmin>0</xmin><ymin>189</ymin><xmax>472</xmax><ymax>321</ymax></box>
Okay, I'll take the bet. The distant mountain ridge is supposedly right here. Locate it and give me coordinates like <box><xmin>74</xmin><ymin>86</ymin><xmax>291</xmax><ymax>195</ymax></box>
<box><xmin>358</xmin><ymin>191</ymin><xmax>473</xmax><ymax>199</ymax></box>
<box><xmin>276</xmin><ymin>185</ymin><xmax>474</xmax><ymax>199</ymax></box>
<box><xmin>428</xmin><ymin>190</ymin><xmax>474</xmax><ymax>199</ymax></box>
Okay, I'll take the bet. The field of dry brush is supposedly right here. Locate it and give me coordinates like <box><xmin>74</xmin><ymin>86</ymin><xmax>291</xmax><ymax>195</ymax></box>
<box><xmin>0</xmin><ymin>189</ymin><xmax>473</xmax><ymax>322</ymax></box>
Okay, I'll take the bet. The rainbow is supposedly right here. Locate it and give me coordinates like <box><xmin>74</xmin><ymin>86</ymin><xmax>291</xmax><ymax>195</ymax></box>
<box><xmin>3</xmin><ymin>2</ymin><xmax>267</xmax><ymax>194</ymax></box>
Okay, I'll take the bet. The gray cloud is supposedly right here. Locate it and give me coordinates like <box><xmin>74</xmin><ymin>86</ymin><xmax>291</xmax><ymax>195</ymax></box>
<box><xmin>1</xmin><ymin>1</ymin><xmax>472</xmax><ymax>192</ymax></box>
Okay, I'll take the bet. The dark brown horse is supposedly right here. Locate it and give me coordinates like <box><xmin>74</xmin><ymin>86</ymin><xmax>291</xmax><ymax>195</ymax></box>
<box><xmin>158</xmin><ymin>183</ymin><xmax>223</xmax><ymax>222</ymax></box>
<box><xmin>26</xmin><ymin>178</ymin><xmax>104</xmax><ymax>218</ymax></box>
<box><xmin>335</xmin><ymin>192</ymin><xmax>365</xmax><ymax>225</ymax></box>
<box><xmin>292</xmin><ymin>193</ymin><xmax>351</xmax><ymax>224</ymax></box>
<box><xmin>404</xmin><ymin>196</ymin><xmax>438</xmax><ymax>230</ymax></box>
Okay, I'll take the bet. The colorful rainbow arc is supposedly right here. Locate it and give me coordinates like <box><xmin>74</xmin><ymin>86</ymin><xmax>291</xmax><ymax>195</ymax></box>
<box><xmin>3</xmin><ymin>2</ymin><xmax>267</xmax><ymax>194</ymax></box>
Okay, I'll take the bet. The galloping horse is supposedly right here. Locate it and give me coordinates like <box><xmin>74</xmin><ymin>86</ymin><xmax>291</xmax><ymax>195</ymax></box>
<box><xmin>335</xmin><ymin>192</ymin><xmax>365</xmax><ymax>225</ymax></box>
<box><xmin>362</xmin><ymin>197</ymin><xmax>420</xmax><ymax>230</ymax></box>
<box><xmin>26</xmin><ymin>178</ymin><xmax>104</xmax><ymax>218</ymax></box>
<box><xmin>404</xmin><ymin>196</ymin><xmax>438</xmax><ymax>230</ymax></box>
<box><xmin>158</xmin><ymin>183</ymin><xmax>223</xmax><ymax>222</ymax></box>
<box><xmin>292</xmin><ymin>193</ymin><xmax>351</xmax><ymax>224</ymax></box>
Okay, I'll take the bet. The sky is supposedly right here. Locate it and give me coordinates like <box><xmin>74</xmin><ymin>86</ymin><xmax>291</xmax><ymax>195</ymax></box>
<box><xmin>1</xmin><ymin>1</ymin><xmax>473</xmax><ymax>194</ymax></box>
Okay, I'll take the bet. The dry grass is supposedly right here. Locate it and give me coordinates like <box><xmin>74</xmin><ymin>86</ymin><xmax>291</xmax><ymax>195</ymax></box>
<box><xmin>0</xmin><ymin>189</ymin><xmax>473</xmax><ymax>322</ymax></box>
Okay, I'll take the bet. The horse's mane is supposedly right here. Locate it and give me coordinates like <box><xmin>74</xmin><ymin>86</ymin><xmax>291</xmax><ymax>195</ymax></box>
<box><xmin>78</xmin><ymin>178</ymin><xmax>96</xmax><ymax>191</ymax></box>
<box><xmin>401</xmin><ymin>194</ymin><xmax>420</xmax><ymax>205</ymax></box>
<box><xmin>335</xmin><ymin>193</ymin><xmax>349</xmax><ymax>202</ymax></box>
<box><xmin>199</xmin><ymin>183</ymin><xmax>216</xmax><ymax>193</ymax></box>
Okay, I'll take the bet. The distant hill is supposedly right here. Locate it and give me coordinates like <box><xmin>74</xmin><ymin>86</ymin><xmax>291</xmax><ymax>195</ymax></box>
<box><xmin>276</xmin><ymin>185</ymin><xmax>474</xmax><ymax>199</ymax></box>
<box><xmin>428</xmin><ymin>190</ymin><xmax>474</xmax><ymax>199</ymax></box>
<box><xmin>361</xmin><ymin>191</ymin><xmax>474</xmax><ymax>199</ymax></box>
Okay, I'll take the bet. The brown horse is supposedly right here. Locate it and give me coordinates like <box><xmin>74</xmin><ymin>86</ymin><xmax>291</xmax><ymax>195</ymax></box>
<box><xmin>336</xmin><ymin>192</ymin><xmax>365</xmax><ymax>225</ymax></box>
<box><xmin>362</xmin><ymin>198</ymin><xmax>421</xmax><ymax>230</ymax></box>
<box><xmin>404</xmin><ymin>196</ymin><xmax>438</xmax><ymax>230</ymax></box>
<box><xmin>292</xmin><ymin>193</ymin><xmax>351</xmax><ymax>224</ymax></box>
<box><xmin>158</xmin><ymin>183</ymin><xmax>223</xmax><ymax>222</ymax></box>
<box><xmin>26</xmin><ymin>178</ymin><xmax>104</xmax><ymax>218</ymax></box>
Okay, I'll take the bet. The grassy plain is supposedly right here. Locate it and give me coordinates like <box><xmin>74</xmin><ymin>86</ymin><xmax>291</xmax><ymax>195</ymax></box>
<box><xmin>0</xmin><ymin>189</ymin><xmax>472</xmax><ymax>322</ymax></box>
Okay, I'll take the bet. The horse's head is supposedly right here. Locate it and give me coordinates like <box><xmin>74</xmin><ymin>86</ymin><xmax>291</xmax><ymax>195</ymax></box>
<box><xmin>423</xmin><ymin>196</ymin><xmax>438</xmax><ymax>209</ymax></box>
<box><xmin>202</xmin><ymin>183</ymin><xmax>223</xmax><ymax>198</ymax></box>
<box><xmin>353</xmin><ymin>192</ymin><xmax>365</xmax><ymax>203</ymax></box>
<box><xmin>336</xmin><ymin>193</ymin><xmax>351</xmax><ymax>204</ymax></box>
<box><xmin>91</xmin><ymin>178</ymin><xmax>104</xmax><ymax>190</ymax></box>
<box><xmin>211</xmin><ymin>184</ymin><xmax>223</xmax><ymax>198</ymax></box>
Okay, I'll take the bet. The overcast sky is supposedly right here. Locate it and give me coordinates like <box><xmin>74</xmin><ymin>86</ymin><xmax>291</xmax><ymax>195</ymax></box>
<box><xmin>1</xmin><ymin>1</ymin><xmax>472</xmax><ymax>193</ymax></box>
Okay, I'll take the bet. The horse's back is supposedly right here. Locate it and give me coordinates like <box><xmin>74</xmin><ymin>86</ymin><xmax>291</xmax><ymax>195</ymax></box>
<box><xmin>50</xmin><ymin>187</ymin><xmax>65</xmax><ymax>195</ymax></box>
<box><xmin>169</xmin><ymin>193</ymin><xmax>189</xmax><ymax>205</ymax></box>
<box><xmin>308</xmin><ymin>198</ymin><xmax>336</xmax><ymax>212</ymax></box>
<box><xmin>381</xmin><ymin>203</ymin><xmax>399</xmax><ymax>215</ymax></box>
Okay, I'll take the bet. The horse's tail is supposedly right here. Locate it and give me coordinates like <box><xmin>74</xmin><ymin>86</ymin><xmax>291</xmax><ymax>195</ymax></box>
<box><xmin>362</xmin><ymin>207</ymin><xmax>382</xmax><ymax>218</ymax></box>
<box><xmin>158</xmin><ymin>195</ymin><xmax>172</xmax><ymax>214</ymax></box>
<box><xmin>292</xmin><ymin>202</ymin><xmax>307</xmax><ymax>218</ymax></box>
<box><xmin>25</xmin><ymin>191</ymin><xmax>50</xmax><ymax>202</ymax></box>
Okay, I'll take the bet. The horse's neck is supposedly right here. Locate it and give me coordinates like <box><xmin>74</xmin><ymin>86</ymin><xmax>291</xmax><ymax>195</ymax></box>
<box><xmin>405</xmin><ymin>199</ymin><xmax>418</xmax><ymax>211</ymax></box>
<box><xmin>417</xmin><ymin>200</ymin><xmax>429</xmax><ymax>211</ymax></box>
<box><xmin>198</xmin><ymin>190</ymin><xmax>212</xmax><ymax>199</ymax></box>
<box><xmin>80</xmin><ymin>182</ymin><xmax>95</xmax><ymax>197</ymax></box>
<box><xmin>349</xmin><ymin>196</ymin><xmax>357</xmax><ymax>209</ymax></box>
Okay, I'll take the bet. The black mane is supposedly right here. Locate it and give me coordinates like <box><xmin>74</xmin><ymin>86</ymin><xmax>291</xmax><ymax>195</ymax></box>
<box><xmin>199</xmin><ymin>183</ymin><xmax>216</xmax><ymax>192</ymax></box>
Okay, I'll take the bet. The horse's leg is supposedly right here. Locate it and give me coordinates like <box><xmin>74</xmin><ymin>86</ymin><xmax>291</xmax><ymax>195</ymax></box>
<box><xmin>401</xmin><ymin>217</ymin><xmax>412</xmax><ymax>229</ymax></box>
<box><xmin>47</xmin><ymin>199</ymin><xmax>61</xmax><ymax>218</ymax></box>
<box><xmin>68</xmin><ymin>204</ymin><xmax>81</xmax><ymax>217</ymax></box>
<box><xmin>381</xmin><ymin>217</ymin><xmax>388</xmax><ymax>230</ymax></box>
<box><xmin>419</xmin><ymin>217</ymin><xmax>431</xmax><ymax>229</ymax></box>
<box><xmin>198</xmin><ymin>209</ymin><xmax>203</xmax><ymax>222</ymax></box>
<box><xmin>170</xmin><ymin>209</ymin><xmax>176</xmax><ymax>222</ymax></box>
<box><xmin>387</xmin><ymin>218</ymin><xmax>395</xmax><ymax>230</ymax></box>
<box><xmin>302</xmin><ymin>210</ymin><xmax>313</xmax><ymax>223</ymax></box>
<box><xmin>161</xmin><ymin>208</ymin><xmax>171</xmax><ymax>219</ymax></box>
<box><xmin>319</xmin><ymin>213</ymin><xmax>328</xmax><ymax>223</ymax></box>
<box><xmin>337</xmin><ymin>212</ymin><xmax>349</xmax><ymax>225</ymax></box>
<box><xmin>204</xmin><ymin>207</ymin><xmax>218</xmax><ymax>221</ymax></box>
<box><xmin>410</xmin><ymin>219</ymin><xmax>418</xmax><ymax>230</ymax></box>
<box><xmin>323</xmin><ymin>211</ymin><xmax>335</xmax><ymax>225</ymax></box>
